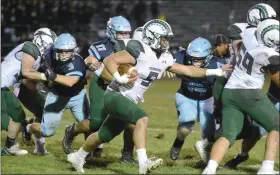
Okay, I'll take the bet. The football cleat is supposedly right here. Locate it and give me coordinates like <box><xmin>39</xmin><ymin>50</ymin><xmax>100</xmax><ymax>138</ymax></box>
<box><xmin>120</xmin><ymin>151</ymin><xmax>137</xmax><ymax>164</ymax></box>
<box><xmin>62</xmin><ymin>124</ymin><xmax>76</xmax><ymax>154</ymax></box>
<box><xmin>67</xmin><ymin>152</ymin><xmax>86</xmax><ymax>173</ymax></box>
<box><xmin>224</xmin><ymin>154</ymin><xmax>249</xmax><ymax>169</ymax></box>
<box><xmin>170</xmin><ymin>147</ymin><xmax>181</xmax><ymax>160</ymax></box>
<box><xmin>194</xmin><ymin>140</ymin><xmax>212</xmax><ymax>164</ymax></box>
<box><xmin>139</xmin><ymin>157</ymin><xmax>163</xmax><ymax>175</ymax></box>
<box><xmin>1</xmin><ymin>143</ymin><xmax>28</xmax><ymax>156</ymax></box>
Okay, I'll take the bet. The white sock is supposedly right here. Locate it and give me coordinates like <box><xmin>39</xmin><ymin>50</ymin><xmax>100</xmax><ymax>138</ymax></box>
<box><xmin>206</xmin><ymin>160</ymin><xmax>218</xmax><ymax>172</ymax></box>
<box><xmin>76</xmin><ymin>147</ymin><xmax>89</xmax><ymax>160</ymax></box>
<box><xmin>97</xmin><ymin>144</ymin><xmax>104</xmax><ymax>149</ymax></box>
<box><xmin>26</xmin><ymin>124</ymin><xmax>32</xmax><ymax>133</ymax></box>
<box><xmin>202</xmin><ymin>138</ymin><xmax>209</xmax><ymax>146</ymax></box>
<box><xmin>35</xmin><ymin>137</ymin><xmax>46</xmax><ymax>150</ymax></box>
<box><xmin>136</xmin><ymin>148</ymin><xmax>148</xmax><ymax>166</ymax></box>
<box><xmin>260</xmin><ymin>160</ymin><xmax>274</xmax><ymax>171</ymax></box>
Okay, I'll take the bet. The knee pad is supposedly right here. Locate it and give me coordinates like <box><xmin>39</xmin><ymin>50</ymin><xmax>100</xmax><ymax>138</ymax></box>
<box><xmin>40</xmin><ymin>125</ymin><xmax>56</xmax><ymax>137</ymax></box>
<box><xmin>177</xmin><ymin>121</ymin><xmax>195</xmax><ymax>140</ymax></box>
<box><xmin>179</xmin><ymin>121</ymin><xmax>195</xmax><ymax>130</ymax></box>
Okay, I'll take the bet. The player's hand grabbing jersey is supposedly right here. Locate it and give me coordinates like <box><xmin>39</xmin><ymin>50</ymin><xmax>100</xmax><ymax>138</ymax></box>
<box><xmin>1</xmin><ymin>41</ymin><xmax>41</xmax><ymax>88</ymax></box>
<box><xmin>108</xmin><ymin>39</ymin><xmax>176</xmax><ymax>103</ymax></box>
<box><xmin>43</xmin><ymin>45</ymin><xmax>87</xmax><ymax>97</ymax></box>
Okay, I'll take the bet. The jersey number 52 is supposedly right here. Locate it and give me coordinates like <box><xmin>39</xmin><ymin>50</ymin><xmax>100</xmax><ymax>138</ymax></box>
<box><xmin>236</xmin><ymin>44</ymin><xmax>254</xmax><ymax>75</ymax></box>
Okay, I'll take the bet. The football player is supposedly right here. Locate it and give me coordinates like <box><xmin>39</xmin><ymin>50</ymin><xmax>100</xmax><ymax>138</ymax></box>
<box><xmin>66</xmin><ymin>19</ymin><xmax>232</xmax><ymax>174</ymax></box>
<box><xmin>26</xmin><ymin>33</ymin><xmax>89</xmax><ymax>154</ymax></box>
<box><xmin>1</xmin><ymin>28</ymin><xmax>56</xmax><ymax>155</ymax></box>
<box><xmin>169</xmin><ymin>37</ymin><xmax>218</xmax><ymax>161</ymax></box>
<box><xmin>215</xmin><ymin>4</ymin><xmax>277</xmax><ymax>169</ymax></box>
<box><xmin>202</xmin><ymin>19</ymin><xmax>279</xmax><ymax>175</ymax></box>
<box><xmin>62</xmin><ymin>16</ymin><xmax>136</xmax><ymax>162</ymax></box>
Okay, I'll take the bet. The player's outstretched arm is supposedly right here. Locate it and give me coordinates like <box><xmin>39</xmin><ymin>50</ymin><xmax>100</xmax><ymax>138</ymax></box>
<box><xmin>103</xmin><ymin>50</ymin><xmax>136</xmax><ymax>84</ymax></box>
<box><xmin>21</xmin><ymin>53</ymin><xmax>46</xmax><ymax>81</ymax></box>
<box><xmin>168</xmin><ymin>63</ymin><xmax>232</xmax><ymax>78</ymax></box>
<box><xmin>54</xmin><ymin>75</ymin><xmax>80</xmax><ymax>87</ymax></box>
<box><xmin>100</xmin><ymin>67</ymin><xmax>114</xmax><ymax>82</ymax></box>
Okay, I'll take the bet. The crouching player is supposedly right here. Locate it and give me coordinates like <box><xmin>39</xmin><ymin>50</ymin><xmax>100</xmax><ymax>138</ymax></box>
<box><xmin>170</xmin><ymin>37</ymin><xmax>228</xmax><ymax>161</ymax></box>
<box><xmin>26</xmin><ymin>33</ymin><xmax>89</xmax><ymax>154</ymax></box>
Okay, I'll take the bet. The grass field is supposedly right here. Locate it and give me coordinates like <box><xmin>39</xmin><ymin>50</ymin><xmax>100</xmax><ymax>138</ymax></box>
<box><xmin>1</xmin><ymin>79</ymin><xmax>279</xmax><ymax>174</ymax></box>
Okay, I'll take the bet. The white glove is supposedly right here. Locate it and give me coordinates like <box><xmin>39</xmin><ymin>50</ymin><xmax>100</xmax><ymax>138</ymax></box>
<box><xmin>163</xmin><ymin>71</ymin><xmax>176</xmax><ymax>78</ymax></box>
<box><xmin>206</xmin><ymin>68</ymin><xmax>225</xmax><ymax>77</ymax></box>
<box><xmin>113</xmin><ymin>72</ymin><xmax>129</xmax><ymax>84</ymax></box>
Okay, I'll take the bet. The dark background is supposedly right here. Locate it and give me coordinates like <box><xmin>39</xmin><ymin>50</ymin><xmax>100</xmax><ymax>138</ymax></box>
<box><xmin>1</xmin><ymin>0</ymin><xmax>279</xmax><ymax>58</ymax></box>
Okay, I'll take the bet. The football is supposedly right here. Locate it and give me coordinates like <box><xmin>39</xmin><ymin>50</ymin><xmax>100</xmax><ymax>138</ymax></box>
<box><xmin>118</xmin><ymin>64</ymin><xmax>138</xmax><ymax>78</ymax></box>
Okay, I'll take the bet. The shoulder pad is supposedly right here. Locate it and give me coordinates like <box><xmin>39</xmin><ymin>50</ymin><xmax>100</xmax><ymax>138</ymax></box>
<box><xmin>22</xmin><ymin>41</ymin><xmax>41</xmax><ymax>59</ymax></box>
<box><xmin>126</xmin><ymin>39</ymin><xmax>145</xmax><ymax>58</ymax></box>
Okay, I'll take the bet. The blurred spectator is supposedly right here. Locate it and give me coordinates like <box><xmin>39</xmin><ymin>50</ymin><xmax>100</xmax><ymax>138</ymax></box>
<box><xmin>115</xmin><ymin>2</ymin><xmax>129</xmax><ymax>19</ymax></box>
<box><xmin>132</xmin><ymin>0</ymin><xmax>147</xmax><ymax>27</ymax></box>
<box><xmin>211</xmin><ymin>34</ymin><xmax>230</xmax><ymax>57</ymax></box>
<box><xmin>150</xmin><ymin>1</ymin><xmax>159</xmax><ymax>19</ymax></box>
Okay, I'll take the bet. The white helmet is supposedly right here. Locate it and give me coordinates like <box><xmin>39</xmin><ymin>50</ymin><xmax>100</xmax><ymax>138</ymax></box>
<box><xmin>142</xmin><ymin>19</ymin><xmax>174</xmax><ymax>52</ymax></box>
<box><xmin>247</xmin><ymin>3</ymin><xmax>276</xmax><ymax>27</ymax></box>
<box><xmin>132</xmin><ymin>27</ymin><xmax>143</xmax><ymax>41</ymax></box>
<box><xmin>33</xmin><ymin>27</ymin><xmax>57</xmax><ymax>55</ymax></box>
<box><xmin>256</xmin><ymin>19</ymin><xmax>279</xmax><ymax>52</ymax></box>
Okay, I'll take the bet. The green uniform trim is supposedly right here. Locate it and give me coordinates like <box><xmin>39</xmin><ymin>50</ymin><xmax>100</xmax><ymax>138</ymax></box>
<box><xmin>22</xmin><ymin>41</ymin><xmax>41</xmax><ymax>60</ymax></box>
<box><xmin>226</xmin><ymin>24</ymin><xmax>243</xmax><ymax>40</ymax></box>
<box><xmin>1</xmin><ymin>88</ymin><xmax>26</xmax><ymax>129</ymax></box>
<box><xmin>88</xmin><ymin>76</ymin><xmax>108</xmax><ymax>132</ymax></box>
<box><xmin>126</xmin><ymin>40</ymin><xmax>144</xmax><ymax>58</ymax></box>
<box><xmin>114</xmin><ymin>40</ymin><xmax>126</xmax><ymax>52</ymax></box>
<box><xmin>221</xmin><ymin>88</ymin><xmax>279</xmax><ymax>146</ymax></box>
<box><xmin>98</xmin><ymin>90</ymin><xmax>148</xmax><ymax>143</ymax></box>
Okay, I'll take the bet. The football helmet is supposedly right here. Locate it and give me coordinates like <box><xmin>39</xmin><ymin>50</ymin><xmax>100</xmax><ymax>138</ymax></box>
<box><xmin>256</xmin><ymin>19</ymin><xmax>279</xmax><ymax>52</ymax></box>
<box><xmin>132</xmin><ymin>27</ymin><xmax>143</xmax><ymax>41</ymax></box>
<box><xmin>106</xmin><ymin>16</ymin><xmax>131</xmax><ymax>42</ymax></box>
<box><xmin>187</xmin><ymin>37</ymin><xmax>212</xmax><ymax>67</ymax></box>
<box><xmin>142</xmin><ymin>19</ymin><xmax>174</xmax><ymax>52</ymax></box>
<box><xmin>54</xmin><ymin>33</ymin><xmax>77</xmax><ymax>61</ymax></box>
<box><xmin>227</xmin><ymin>23</ymin><xmax>248</xmax><ymax>40</ymax></box>
<box><xmin>247</xmin><ymin>3</ymin><xmax>276</xmax><ymax>27</ymax></box>
<box><xmin>33</xmin><ymin>27</ymin><xmax>57</xmax><ymax>55</ymax></box>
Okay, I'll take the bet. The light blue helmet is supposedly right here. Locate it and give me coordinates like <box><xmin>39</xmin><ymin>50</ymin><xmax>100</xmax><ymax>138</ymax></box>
<box><xmin>187</xmin><ymin>37</ymin><xmax>212</xmax><ymax>67</ymax></box>
<box><xmin>106</xmin><ymin>16</ymin><xmax>132</xmax><ymax>42</ymax></box>
<box><xmin>54</xmin><ymin>33</ymin><xmax>77</xmax><ymax>61</ymax></box>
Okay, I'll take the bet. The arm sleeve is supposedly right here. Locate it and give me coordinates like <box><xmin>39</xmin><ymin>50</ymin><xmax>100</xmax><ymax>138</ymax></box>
<box><xmin>125</xmin><ymin>40</ymin><xmax>145</xmax><ymax>59</ymax></box>
<box><xmin>88</xmin><ymin>45</ymin><xmax>102</xmax><ymax>61</ymax></box>
<box><xmin>22</xmin><ymin>41</ymin><xmax>41</xmax><ymax>59</ymax></box>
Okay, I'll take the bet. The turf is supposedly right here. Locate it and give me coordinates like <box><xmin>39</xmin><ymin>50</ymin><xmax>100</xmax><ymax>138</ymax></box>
<box><xmin>1</xmin><ymin>79</ymin><xmax>279</xmax><ymax>174</ymax></box>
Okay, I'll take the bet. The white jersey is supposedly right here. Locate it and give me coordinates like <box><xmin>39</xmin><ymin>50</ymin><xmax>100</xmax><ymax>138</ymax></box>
<box><xmin>108</xmin><ymin>39</ymin><xmax>175</xmax><ymax>103</ymax></box>
<box><xmin>242</xmin><ymin>27</ymin><xmax>258</xmax><ymax>50</ymax></box>
<box><xmin>226</xmin><ymin>43</ymin><xmax>279</xmax><ymax>89</ymax></box>
<box><xmin>227</xmin><ymin>23</ymin><xmax>249</xmax><ymax>78</ymax></box>
<box><xmin>1</xmin><ymin>42</ymin><xmax>42</xmax><ymax>88</ymax></box>
<box><xmin>1</xmin><ymin>43</ymin><xmax>24</xmax><ymax>88</ymax></box>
